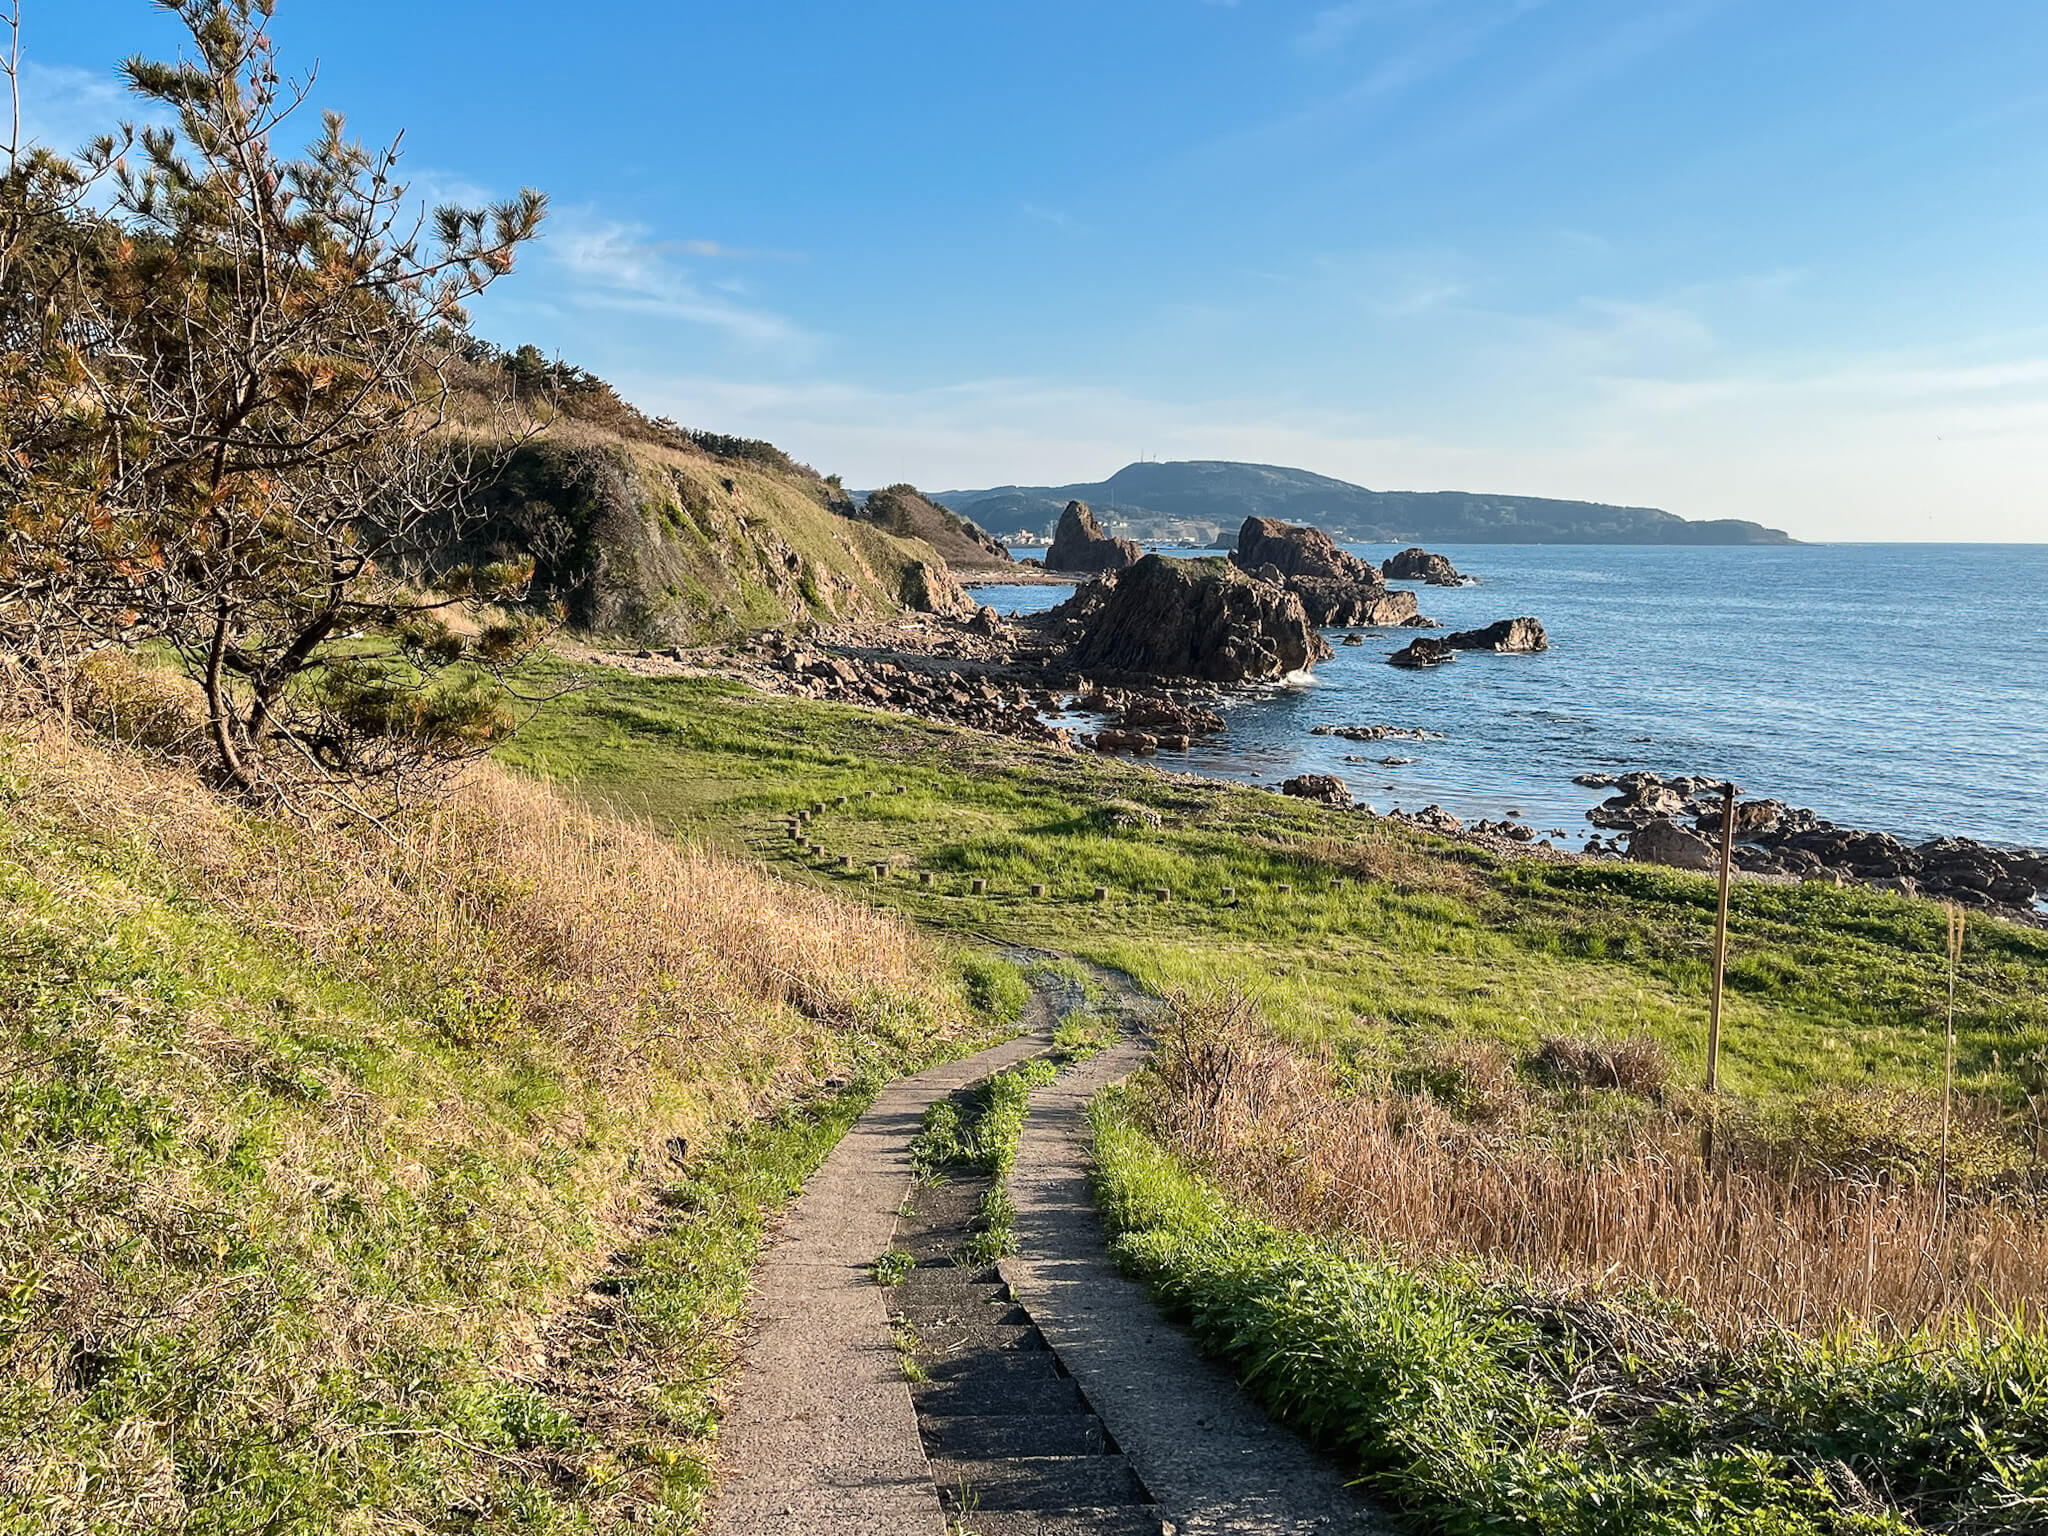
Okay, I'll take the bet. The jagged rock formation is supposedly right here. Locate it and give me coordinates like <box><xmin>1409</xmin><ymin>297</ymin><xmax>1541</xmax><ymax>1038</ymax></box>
<box><xmin>1062</xmin><ymin>555</ymin><xmax>1331</xmax><ymax>683</ymax></box>
<box><xmin>1229</xmin><ymin>516</ymin><xmax>1418</xmax><ymax>626</ymax></box>
<box><xmin>1281</xmin><ymin>774</ymin><xmax>1352</xmax><ymax>805</ymax></box>
<box><xmin>1382</xmin><ymin>547</ymin><xmax>1472</xmax><ymax>585</ymax></box>
<box><xmin>1045</xmin><ymin>500</ymin><xmax>1142</xmax><ymax>574</ymax></box>
<box><xmin>1444</xmin><ymin>618</ymin><xmax>1549</xmax><ymax>653</ymax></box>
<box><xmin>898</xmin><ymin>559</ymin><xmax>976</xmax><ymax>620</ymax></box>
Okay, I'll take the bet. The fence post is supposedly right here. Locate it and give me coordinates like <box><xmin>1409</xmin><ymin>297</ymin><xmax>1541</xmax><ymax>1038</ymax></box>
<box><xmin>1706</xmin><ymin>781</ymin><xmax>1736</xmax><ymax>1097</ymax></box>
<box><xmin>1940</xmin><ymin>904</ymin><xmax>1964</xmax><ymax>1216</ymax></box>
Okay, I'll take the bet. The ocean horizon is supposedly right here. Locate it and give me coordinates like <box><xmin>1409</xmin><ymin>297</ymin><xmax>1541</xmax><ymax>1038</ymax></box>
<box><xmin>979</xmin><ymin>541</ymin><xmax>2048</xmax><ymax>853</ymax></box>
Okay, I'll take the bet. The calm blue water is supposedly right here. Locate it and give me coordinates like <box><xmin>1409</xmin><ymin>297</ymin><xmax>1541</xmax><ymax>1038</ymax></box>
<box><xmin>974</xmin><ymin>545</ymin><xmax>2048</xmax><ymax>850</ymax></box>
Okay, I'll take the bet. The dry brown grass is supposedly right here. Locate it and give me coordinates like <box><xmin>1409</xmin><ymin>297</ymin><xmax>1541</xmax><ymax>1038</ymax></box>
<box><xmin>1147</xmin><ymin>991</ymin><xmax>2048</xmax><ymax>1345</ymax></box>
<box><xmin>0</xmin><ymin>676</ymin><xmax>980</xmax><ymax>1527</ymax></box>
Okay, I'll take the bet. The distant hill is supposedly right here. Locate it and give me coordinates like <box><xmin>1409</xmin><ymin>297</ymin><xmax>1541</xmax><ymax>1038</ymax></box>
<box><xmin>938</xmin><ymin>461</ymin><xmax>1794</xmax><ymax>546</ymax></box>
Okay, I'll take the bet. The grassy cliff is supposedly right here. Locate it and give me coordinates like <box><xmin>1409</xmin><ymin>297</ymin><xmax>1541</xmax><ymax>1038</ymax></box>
<box><xmin>441</xmin><ymin>357</ymin><xmax>961</xmax><ymax>646</ymax></box>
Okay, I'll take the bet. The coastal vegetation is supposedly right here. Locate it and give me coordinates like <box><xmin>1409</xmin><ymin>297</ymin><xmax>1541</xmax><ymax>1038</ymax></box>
<box><xmin>0</xmin><ymin>676</ymin><xmax>1001</xmax><ymax>1530</ymax></box>
<box><xmin>503</xmin><ymin>665</ymin><xmax>2048</xmax><ymax>1530</ymax></box>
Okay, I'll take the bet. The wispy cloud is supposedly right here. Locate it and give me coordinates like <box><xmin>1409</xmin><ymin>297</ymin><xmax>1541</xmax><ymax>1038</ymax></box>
<box><xmin>15</xmin><ymin>59</ymin><xmax>165</xmax><ymax>153</ymax></box>
<box><xmin>545</xmin><ymin>214</ymin><xmax>813</xmax><ymax>352</ymax></box>
<box><xmin>1297</xmin><ymin>0</ymin><xmax>1445</xmax><ymax>56</ymax></box>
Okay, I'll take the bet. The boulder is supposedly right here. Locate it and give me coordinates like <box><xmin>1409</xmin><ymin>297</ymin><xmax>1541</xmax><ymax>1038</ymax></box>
<box><xmin>1382</xmin><ymin>547</ymin><xmax>1472</xmax><ymax>586</ymax></box>
<box><xmin>1064</xmin><ymin>555</ymin><xmax>1332</xmax><ymax>683</ymax></box>
<box><xmin>1444</xmin><ymin>617</ymin><xmax>1548</xmax><ymax>653</ymax></box>
<box><xmin>1629</xmin><ymin>818</ymin><xmax>1720</xmax><ymax>872</ymax></box>
<box><xmin>1281</xmin><ymin>773</ymin><xmax>1351</xmax><ymax>806</ymax></box>
<box><xmin>1045</xmin><ymin>500</ymin><xmax>1141</xmax><ymax>574</ymax></box>
<box><xmin>1388</xmin><ymin>638</ymin><xmax>1456</xmax><ymax>669</ymax></box>
<box><xmin>1230</xmin><ymin>516</ymin><xmax>1420</xmax><ymax>627</ymax></box>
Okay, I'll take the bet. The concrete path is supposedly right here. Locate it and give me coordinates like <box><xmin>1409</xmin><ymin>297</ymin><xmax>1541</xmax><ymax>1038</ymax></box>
<box><xmin>703</xmin><ymin>1029</ymin><xmax>1047</xmax><ymax>1536</ymax></box>
<box><xmin>1004</xmin><ymin>1038</ymin><xmax>1385</xmax><ymax>1536</ymax></box>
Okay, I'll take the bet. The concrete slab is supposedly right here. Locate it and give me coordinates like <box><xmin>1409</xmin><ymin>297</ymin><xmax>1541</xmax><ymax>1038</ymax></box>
<box><xmin>702</xmin><ymin>1030</ymin><xmax>1047</xmax><ymax>1536</ymax></box>
<box><xmin>1004</xmin><ymin>1039</ymin><xmax>1389</xmax><ymax>1536</ymax></box>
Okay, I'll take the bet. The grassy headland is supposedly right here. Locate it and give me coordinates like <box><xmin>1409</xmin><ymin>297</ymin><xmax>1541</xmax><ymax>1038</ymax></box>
<box><xmin>0</xmin><ymin>695</ymin><xmax>1006</xmax><ymax>1532</ymax></box>
<box><xmin>500</xmin><ymin>668</ymin><xmax>2048</xmax><ymax>1103</ymax></box>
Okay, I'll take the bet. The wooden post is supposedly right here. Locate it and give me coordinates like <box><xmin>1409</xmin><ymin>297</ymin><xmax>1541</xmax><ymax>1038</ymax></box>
<box><xmin>1940</xmin><ymin>904</ymin><xmax>1964</xmax><ymax>1215</ymax></box>
<box><xmin>1706</xmin><ymin>781</ymin><xmax>1737</xmax><ymax>1098</ymax></box>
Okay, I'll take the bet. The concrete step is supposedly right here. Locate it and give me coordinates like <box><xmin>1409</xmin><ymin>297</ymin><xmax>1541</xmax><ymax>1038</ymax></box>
<box><xmin>959</xmin><ymin>1510</ymin><xmax>1166</xmax><ymax>1536</ymax></box>
<box><xmin>919</xmin><ymin>1413</ymin><xmax>1107</xmax><ymax>1459</ymax></box>
<box><xmin>934</xmin><ymin>1454</ymin><xmax>1150</xmax><ymax>1511</ymax></box>
<box><xmin>922</xmin><ymin>1348</ymin><xmax>1062</xmax><ymax>1385</ymax></box>
<box><xmin>891</xmin><ymin>1296</ymin><xmax>1032</xmax><ymax>1331</ymax></box>
<box><xmin>914</xmin><ymin>1374</ymin><xmax>1086</xmax><ymax>1417</ymax></box>
<box><xmin>914</xmin><ymin>1322</ymin><xmax>1048</xmax><ymax>1359</ymax></box>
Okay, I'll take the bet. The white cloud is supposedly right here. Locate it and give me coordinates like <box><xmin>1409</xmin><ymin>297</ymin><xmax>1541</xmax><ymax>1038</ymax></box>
<box><xmin>543</xmin><ymin>213</ymin><xmax>814</xmax><ymax>352</ymax></box>
<box><xmin>595</xmin><ymin>336</ymin><xmax>2048</xmax><ymax>543</ymax></box>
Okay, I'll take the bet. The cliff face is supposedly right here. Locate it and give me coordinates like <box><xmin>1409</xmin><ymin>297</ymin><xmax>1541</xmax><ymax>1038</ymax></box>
<box><xmin>461</xmin><ymin>435</ymin><xmax>945</xmax><ymax>645</ymax></box>
<box><xmin>860</xmin><ymin>485</ymin><xmax>1015</xmax><ymax>573</ymax></box>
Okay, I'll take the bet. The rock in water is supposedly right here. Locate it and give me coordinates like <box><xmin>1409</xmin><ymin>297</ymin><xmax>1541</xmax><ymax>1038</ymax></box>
<box><xmin>1444</xmin><ymin>617</ymin><xmax>1548</xmax><ymax>653</ymax></box>
<box><xmin>1629</xmin><ymin>818</ymin><xmax>1720</xmax><ymax>872</ymax></box>
<box><xmin>1230</xmin><ymin>516</ymin><xmax>1419</xmax><ymax>626</ymax></box>
<box><xmin>1045</xmin><ymin>499</ymin><xmax>1142</xmax><ymax>573</ymax></box>
<box><xmin>1382</xmin><ymin>547</ymin><xmax>1472</xmax><ymax>585</ymax></box>
<box><xmin>1065</xmin><ymin>554</ymin><xmax>1331</xmax><ymax>683</ymax></box>
<box><xmin>1281</xmin><ymin>773</ymin><xmax>1352</xmax><ymax>805</ymax></box>
<box><xmin>1388</xmin><ymin>637</ymin><xmax>1456</xmax><ymax>668</ymax></box>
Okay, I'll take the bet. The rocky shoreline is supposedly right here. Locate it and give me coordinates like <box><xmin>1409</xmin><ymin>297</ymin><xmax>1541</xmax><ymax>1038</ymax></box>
<box><xmin>595</xmin><ymin>516</ymin><xmax>2047</xmax><ymax>926</ymax></box>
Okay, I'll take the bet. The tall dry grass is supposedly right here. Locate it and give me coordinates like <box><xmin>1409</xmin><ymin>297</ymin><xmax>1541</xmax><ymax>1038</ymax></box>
<box><xmin>1147</xmin><ymin>992</ymin><xmax>2048</xmax><ymax>1345</ymax></box>
<box><xmin>2</xmin><ymin>657</ymin><xmax>970</xmax><ymax>1144</ymax></box>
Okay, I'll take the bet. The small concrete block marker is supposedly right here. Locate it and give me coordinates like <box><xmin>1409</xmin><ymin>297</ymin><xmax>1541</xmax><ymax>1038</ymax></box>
<box><xmin>839</xmin><ymin>853</ymin><xmax>854</xmax><ymax>869</ymax></box>
<box><xmin>1030</xmin><ymin>882</ymin><xmax>1047</xmax><ymax>898</ymax></box>
<box><xmin>1219</xmin><ymin>886</ymin><xmax>1235</xmax><ymax>902</ymax></box>
<box><xmin>1154</xmin><ymin>887</ymin><xmax>1172</xmax><ymax>903</ymax></box>
<box><xmin>894</xmin><ymin>784</ymin><xmax>908</xmax><ymax>794</ymax></box>
<box><xmin>835</xmin><ymin>794</ymin><xmax>849</xmax><ymax>807</ymax></box>
<box><xmin>1275</xmin><ymin>882</ymin><xmax>1293</xmax><ymax>896</ymax></box>
<box><xmin>871</xmin><ymin>862</ymin><xmax>887</xmax><ymax>880</ymax></box>
<box><xmin>918</xmin><ymin>870</ymin><xmax>933</xmax><ymax>886</ymax></box>
<box><xmin>971</xmin><ymin>877</ymin><xmax>988</xmax><ymax>895</ymax></box>
<box><xmin>1094</xmin><ymin>886</ymin><xmax>1110</xmax><ymax>903</ymax></box>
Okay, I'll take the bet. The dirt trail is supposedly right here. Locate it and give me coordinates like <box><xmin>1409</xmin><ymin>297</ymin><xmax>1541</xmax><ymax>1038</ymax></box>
<box><xmin>702</xmin><ymin>970</ymin><xmax>1378</xmax><ymax>1535</ymax></box>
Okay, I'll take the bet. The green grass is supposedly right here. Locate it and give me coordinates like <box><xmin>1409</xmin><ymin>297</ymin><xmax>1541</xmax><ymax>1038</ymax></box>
<box><xmin>0</xmin><ymin>721</ymin><xmax>1002</xmax><ymax>1533</ymax></box>
<box><xmin>911</xmin><ymin>1058</ymin><xmax>1060</xmax><ymax>1262</ymax></box>
<box><xmin>501</xmin><ymin>671</ymin><xmax>2048</xmax><ymax>1105</ymax></box>
<box><xmin>1089</xmin><ymin>1088</ymin><xmax>2048</xmax><ymax>1536</ymax></box>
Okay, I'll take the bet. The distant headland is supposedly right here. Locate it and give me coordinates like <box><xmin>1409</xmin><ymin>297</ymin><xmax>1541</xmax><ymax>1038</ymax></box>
<box><xmin>937</xmin><ymin>460</ymin><xmax>1795</xmax><ymax>547</ymax></box>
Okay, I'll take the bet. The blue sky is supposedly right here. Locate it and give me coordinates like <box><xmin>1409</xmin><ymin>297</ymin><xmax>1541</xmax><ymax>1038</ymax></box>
<box><xmin>28</xmin><ymin>1</ymin><xmax>2048</xmax><ymax>539</ymax></box>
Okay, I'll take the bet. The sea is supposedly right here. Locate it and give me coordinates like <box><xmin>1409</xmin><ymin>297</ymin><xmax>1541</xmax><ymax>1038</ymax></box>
<box><xmin>972</xmin><ymin>543</ymin><xmax>2048</xmax><ymax>853</ymax></box>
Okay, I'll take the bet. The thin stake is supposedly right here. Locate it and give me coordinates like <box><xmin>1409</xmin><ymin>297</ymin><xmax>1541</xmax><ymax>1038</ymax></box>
<box><xmin>1706</xmin><ymin>782</ymin><xmax>1737</xmax><ymax>1096</ymax></box>
<box><xmin>1940</xmin><ymin>904</ymin><xmax>1963</xmax><ymax>1216</ymax></box>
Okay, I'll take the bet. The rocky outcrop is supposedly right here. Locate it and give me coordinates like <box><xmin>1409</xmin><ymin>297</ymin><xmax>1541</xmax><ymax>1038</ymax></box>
<box><xmin>1045</xmin><ymin>500</ymin><xmax>1142</xmax><ymax>574</ymax></box>
<box><xmin>1388</xmin><ymin>638</ymin><xmax>1455</xmax><ymax>668</ymax></box>
<box><xmin>1230</xmin><ymin>517</ymin><xmax>1420</xmax><ymax>627</ymax></box>
<box><xmin>1281</xmin><ymin>773</ymin><xmax>1351</xmax><ymax>805</ymax></box>
<box><xmin>898</xmin><ymin>559</ymin><xmax>976</xmax><ymax>620</ymax></box>
<box><xmin>1063</xmin><ymin>555</ymin><xmax>1331</xmax><ymax>683</ymax></box>
<box><xmin>1444</xmin><ymin>618</ymin><xmax>1548</xmax><ymax>653</ymax></box>
<box><xmin>1382</xmin><ymin>547</ymin><xmax>1472</xmax><ymax>585</ymax></box>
